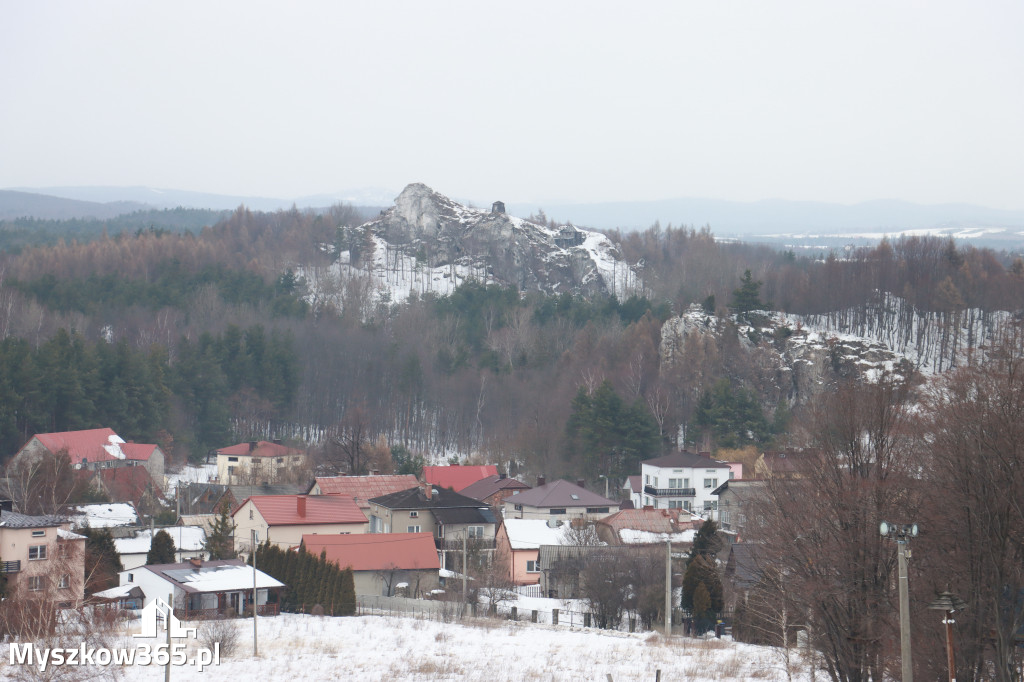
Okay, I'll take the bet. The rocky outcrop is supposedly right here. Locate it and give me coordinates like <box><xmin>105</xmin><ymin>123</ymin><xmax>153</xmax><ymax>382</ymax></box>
<box><xmin>339</xmin><ymin>183</ymin><xmax>642</xmax><ymax>301</ymax></box>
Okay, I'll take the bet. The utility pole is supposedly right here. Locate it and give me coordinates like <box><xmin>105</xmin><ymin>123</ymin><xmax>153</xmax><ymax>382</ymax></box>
<box><xmin>252</xmin><ymin>530</ymin><xmax>259</xmax><ymax>657</ymax></box>
<box><xmin>462</xmin><ymin>531</ymin><xmax>467</xmax><ymax>604</ymax></box>
<box><xmin>664</xmin><ymin>540</ymin><xmax>672</xmax><ymax>638</ymax></box>
<box><xmin>165</xmin><ymin>592</ymin><xmax>172</xmax><ymax>682</ymax></box>
<box><xmin>881</xmin><ymin>521</ymin><xmax>918</xmax><ymax>682</ymax></box>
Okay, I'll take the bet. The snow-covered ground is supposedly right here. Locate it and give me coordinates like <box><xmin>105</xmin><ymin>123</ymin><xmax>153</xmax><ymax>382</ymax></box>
<box><xmin>165</xmin><ymin>464</ymin><xmax>218</xmax><ymax>494</ymax></box>
<box><xmin>87</xmin><ymin>612</ymin><xmax>814</xmax><ymax>681</ymax></box>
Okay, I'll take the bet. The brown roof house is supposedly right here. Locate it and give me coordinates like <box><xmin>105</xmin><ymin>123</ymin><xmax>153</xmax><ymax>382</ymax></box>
<box><xmin>231</xmin><ymin>495</ymin><xmax>367</xmax><ymax>556</ymax></box>
<box><xmin>367</xmin><ymin>483</ymin><xmax>498</xmax><ymax>572</ymax></box>
<box><xmin>309</xmin><ymin>474</ymin><xmax>419</xmax><ymax>513</ymax></box>
<box><xmin>458</xmin><ymin>474</ymin><xmax>531</xmax><ymax>509</ymax></box>
<box><xmin>302</xmin><ymin>532</ymin><xmax>441</xmax><ymax>597</ymax></box>
<box><xmin>595</xmin><ymin>508</ymin><xmax>700</xmax><ymax>546</ymax></box>
<box><xmin>502</xmin><ymin>479</ymin><xmax>617</xmax><ymax>522</ymax></box>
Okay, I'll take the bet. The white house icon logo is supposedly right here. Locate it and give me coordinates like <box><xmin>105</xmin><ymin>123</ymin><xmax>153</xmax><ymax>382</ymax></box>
<box><xmin>133</xmin><ymin>597</ymin><xmax>197</xmax><ymax>639</ymax></box>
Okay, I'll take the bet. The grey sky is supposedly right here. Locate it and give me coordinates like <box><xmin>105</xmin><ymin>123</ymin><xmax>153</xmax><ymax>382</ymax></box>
<box><xmin>2</xmin><ymin>1</ymin><xmax>1022</xmax><ymax>209</ymax></box>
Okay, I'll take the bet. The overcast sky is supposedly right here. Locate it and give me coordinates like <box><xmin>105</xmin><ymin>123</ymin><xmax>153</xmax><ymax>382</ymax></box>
<box><xmin>2</xmin><ymin>1</ymin><xmax>1022</xmax><ymax>209</ymax></box>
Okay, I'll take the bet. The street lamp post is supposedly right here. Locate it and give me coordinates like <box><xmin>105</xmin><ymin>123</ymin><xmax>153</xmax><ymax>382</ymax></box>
<box><xmin>927</xmin><ymin>591</ymin><xmax>966</xmax><ymax>682</ymax></box>
<box><xmin>598</xmin><ymin>474</ymin><xmax>609</xmax><ymax>500</ymax></box>
<box><xmin>880</xmin><ymin>521</ymin><xmax>918</xmax><ymax>682</ymax></box>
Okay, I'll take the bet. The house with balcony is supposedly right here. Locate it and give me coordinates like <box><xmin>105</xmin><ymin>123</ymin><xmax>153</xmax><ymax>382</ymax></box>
<box><xmin>0</xmin><ymin>508</ymin><xmax>86</xmax><ymax>607</ymax></box>
<box><xmin>367</xmin><ymin>483</ymin><xmax>498</xmax><ymax>571</ymax></box>
<box><xmin>631</xmin><ymin>451</ymin><xmax>733</xmax><ymax>514</ymax></box>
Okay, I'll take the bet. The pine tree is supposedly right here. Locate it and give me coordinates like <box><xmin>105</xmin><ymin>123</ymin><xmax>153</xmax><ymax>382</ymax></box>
<box><xmin>340</xmin><ymin>567</ymin><xmax>356</xmax><ymax>616</ymax></box>
<box><xmin>146</xmin><ymin>529</ymin><xmax>177</xmax><ymax>565</ymax></box>
<box><xmin>729</xmin><ymin>269</ymin><xmax>764</xmax><ymax>314</ymax></box>
<box><xmin>689</xmin><ymin>520</ymin><xmax>723</xmax><ymax>561</ymax></box>
<box><xmin>204</xmin><ymin>500</ymin><xmax>237</xmax><ymax>559</ymax></box>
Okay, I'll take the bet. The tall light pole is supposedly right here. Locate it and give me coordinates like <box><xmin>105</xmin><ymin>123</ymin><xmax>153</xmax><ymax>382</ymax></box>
<box><xmin>927</xmin><ymin>591</ymin><xmax>966</xmax><ymax>682</ymax></box>
<box><xmin>880</xmin><ymin>521</ymin><xmax>918</xmax><ymax>682</ymax></box>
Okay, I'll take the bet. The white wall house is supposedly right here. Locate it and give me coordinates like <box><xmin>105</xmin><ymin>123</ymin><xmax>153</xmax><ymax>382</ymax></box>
<box><xmin>632</xmin><ymin>452</ymin><xmax>733</xmax><ymax>514</ymax></box>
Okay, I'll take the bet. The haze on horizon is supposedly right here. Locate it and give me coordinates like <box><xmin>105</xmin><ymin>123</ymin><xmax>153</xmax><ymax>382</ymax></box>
<box><xmin>1</xmin><ymin>1</ymin><xmax>1022</xmax><ymax>212</ymax></box>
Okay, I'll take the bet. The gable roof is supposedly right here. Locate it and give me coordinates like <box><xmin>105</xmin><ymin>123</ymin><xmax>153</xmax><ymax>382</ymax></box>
<box><xmin>29</xmin><ymin>428</ymin><xmax>125</xmax><ymax>465</ymax></box>
<box><xmin>725</xmin><ymin>543</ymin><xmax>766</xmax><ymax>589</ymax></box>
<box><xmin>432</xmin><ymin>506</ymin><xmax>497</xmax><ymax>525</ymax></box>
<box><xmin>114</xmin><ymin>526</ymin><xmax>207</xmax><ymax>556</ymax></box>
<box><xmin>121</xmin><ymin>443</ymin><xmax>161</xmax><ymax>462</ymax></box>
<box><xmin>216</xmin><ymin>441</ymin><xmax>303</xmax><ymax>458</ymax></box>
<box><xmin>642</xmin><ymin>451</ymin><xmax>731</xmax><ymax>469</ymax></box>
<box><xmin>597</xmin><ymin>508</ymin><xmax>676</xmax><ymax>534</ymax></box>
<box><xmin>370</xmin><ymin>486</ymin><xmax>490</xmax><ymax>511</ymax></box>
<box><xmin>423</xmin><ymin>464</ymin><xmax>498</xmax><ymax>491</ymax></box>
<box><xmin>0</xmin><ymin>509</ymin><xmax>66</xmax><ymax>529</ymax></box>
<box><xmin>136</xmin><ymin>559</ymin><xmax>284</xmax><ymax>593</ymax></box>
<box><xmin>458</xmin><ymin>474</ymin><xmax>530</xmax><ymax>501</ymax></box>
<box><xmin>302</xmin><ymin>532</ymin><xmax>440</xmax><ymax>572</ymax></box>
<box><xmin>504</xmin><ymin>479</ymin><xmax>616</xmax><ymax>509</ymax></box>
<box><xmin>313</xmin><ymin>475</ymin><xmax>420</xmax><ymax>509</ymax></box>
<box><xmin>237</xmin><ymin>495</ymin><xmax>366</xmax><ymax>526</ymax></box>
<box><xmin>625</xmin><ymin>475</ymin><xmax>642</xmax><ymax>494</ymax></box>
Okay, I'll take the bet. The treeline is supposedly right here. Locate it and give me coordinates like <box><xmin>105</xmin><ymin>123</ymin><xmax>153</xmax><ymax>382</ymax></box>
<box><xmin>254</xmin><ymin>542</ymin><xmax>355</xmax><ymax>616</ymax></box>
<box><xmin>0</xmin><ymin>324</ymin><xmax>299</xmax><ymax>461</ymax></box>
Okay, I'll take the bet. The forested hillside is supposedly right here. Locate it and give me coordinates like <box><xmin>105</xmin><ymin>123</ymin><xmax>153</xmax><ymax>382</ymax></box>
<box><xmin>0</xmin><ymin>201</ymin><xmax>1020</xmax><ymax>479</ymax></box>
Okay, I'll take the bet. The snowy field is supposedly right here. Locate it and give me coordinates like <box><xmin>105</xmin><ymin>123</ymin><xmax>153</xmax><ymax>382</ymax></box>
<box><xmin>15</xmin><ymin>612</ymin><xmax>819</xmax><ymax>682</ymax></box>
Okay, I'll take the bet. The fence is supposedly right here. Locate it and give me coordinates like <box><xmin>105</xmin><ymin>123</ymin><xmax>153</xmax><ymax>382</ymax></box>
<box><xmin>355</xmin><ymin>594</ymin><xmax>656</xmax><ymax>633</ymax></box>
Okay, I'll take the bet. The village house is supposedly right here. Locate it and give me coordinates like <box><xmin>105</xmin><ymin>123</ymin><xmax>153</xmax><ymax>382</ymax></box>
<box><xmin>0</xmin><ymin>507</ymin><xmax>87</xmax><ymax>607</ymax></box>
<box><xmin>116</xmin><ymin>558</ymin><xmax>284</xmax><ymax>618</ymax></box>
<box><xmin>215</xmin><ymin>440</ymin><xmax>308</xmax><ymax>486</ymax></box>
<box><xmin>502</xmin><ymin>478</ymin><xmax>617</xmax><ymax>522</ymax></box>
<box><xmin>12</xmin><ymin>428</ymin><xmax>165</xmax><ymax>484</ymax></box>
<box><xmin>302</xmin><ymin>532</ymin><xmax>441</xmax><ymax>597</ymax></box>
<box><xmin>631</xmin><ymin>451</ymin><xmax>733</xmax><ymax>513</ymax></box>
<box><xmin>367</xmin><ymin>483</ymin><xmax>498</xmax><ymax>571</ymax></box>
<box><xmin>494</xmin><ymin>518</ymin><xmax>566</xmax><ymax>585</ymax></box>
<box><xmin>80</xmin><ymin>465</ymin><xmax>167</xmax><ymax>517</ymax></box>
<box><xmin>594</xmin><ymin>507</ymin><xmax>700</xmax><ymax>546</ymax></box>
<box><xmin>113</xmin><ymin>526</ymin><xmax>207</xmax><ymax>571</ymax></box>
<box><xmin>458</xmin><ymin>474</ymin><xmax>531</xmax><ymax>510</ymax></box>
<box><xmin>231</xmin><ymin>494</ymin><xmax>367</xmax><ymax>556</ymax></box>
<box><xmin>309</xmin><ymin>474</ymin><xmax>419</xmax><ymax>515</ymax></box>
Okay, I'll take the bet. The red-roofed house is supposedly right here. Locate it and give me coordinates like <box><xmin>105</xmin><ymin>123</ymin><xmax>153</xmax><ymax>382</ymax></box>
<box><xmin>231</xmin><ymin>495</ymin><xmax>367</xmax><ymax>556</ymax></box>
<box><xmin>302</xmin><ymin>532</ymin><xmax>440</xmax><ymax>597</ymax></box>
<box><xmin>308</xmin><ymin>474</ymin><xmax>419</xmax><ymax>513</ymax></box>
<box><xmin>423</xmin><ymin>464</ymin><xmax>497</xmax><ymax>491</ymax></box>
<box><xmin>216</xmin><ymin>440</ymin><xmax>308</xmax><ymax>485</ymax></box>
<box><xmin>81</xmin><ymin>466</ymin><xmax>166</xmax><ymax>517</ymax></box>
<box><xmin>14</xmin><ymin>428</ymin><xmax>165</xmax><ymax>484</ymax></box>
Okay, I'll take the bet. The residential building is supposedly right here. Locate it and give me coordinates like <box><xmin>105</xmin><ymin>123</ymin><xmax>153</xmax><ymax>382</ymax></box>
<box><xmin>367</xmin><ymin>483</ymin><xmax>498</xmax><ymax>571</ymax></box>
<box><xmin>712</xmin><ymin>479</ymin><xmax>767</xmax><ymax>541</ymax></box>
<box><xmin>117</xmin><ymin>558</ymin><xmax>284</xmax><ymax>618</ymax></box>
<box><xmin>215</xmin><ymin>440</ymin><xmax>308</xmax><ymax>486</ymax></box>
<box><xmin>309</xmin><ymin>474</ymin><xmax>419</xmax><ymax>514</ymax></box>
<box><xmin>595</xmin><ymin>508</ymin><xmax>700</xmax><ymax>546</ymax></box>
<box><xmin>231</xmin><ymin>495</ymin><xmax>367</xmax><ymax>555</ymax></box>
<box><xmin>302</xmin><ymin>532</ymin><xmax>440</xmax><ymax>597</ymax></box>
<box><xmin>0</xmin><ymin>509</ymin><xmax>86</xmax><ymax>607</ymax></box>
<box><xmin>176</xmin><ymin>483</ymin><xmax>235</xmax><ymax>516</ymax></box>
<box><xmin>79</xmin><ymin>465</ymin><xmax>166</xmax><ymax>517</ymax></box>
<box><xmin>458</xmin><ymin>474</ymin><xmax>531</xmax><ymax>510</ymax></box>
<box><xmin>13</xmin><ymin>428</ymin><xmax>165</xmax><ymax>483</ymax></box>
<box><xmin>502</xmin><ymin>479</ymin><xmax>617</xmax><ymax>522</ymax></box>
<box><xmin>495</xmin><ymin>519</ymin><xmax>565</xmax><ymax>585</ymax></box>
<box><xmin>632</xmin><ymin>451</ymin><xmax>733</xmax><ymax>513</ymax></box>
<box><xmin>423</xmin><ymin>464</ymin><xmax>497</xmax><ymax>491</ymax></box>
<box><xmin>113</xmin><ymin>526</ymin><xmax>207</xmax><ymax>571</ymax></box>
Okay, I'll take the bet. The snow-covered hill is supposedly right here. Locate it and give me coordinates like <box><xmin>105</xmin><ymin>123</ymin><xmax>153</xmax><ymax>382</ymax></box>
<box><xmin>306</xmin><ymin>183</ymin><xmax>644</xmax><ymax>310</ymax></box>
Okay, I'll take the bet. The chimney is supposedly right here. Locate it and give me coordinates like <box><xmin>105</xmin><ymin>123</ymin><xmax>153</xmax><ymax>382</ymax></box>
<box><xmin>297</xmin><ymin>496</ymin><xmax>307</xmax><ymax>517</ymax></box>
<box><xmin>249</xmin><ymin>441</ymin><xmax>258</xmax><ymax>452</ymax></box>
<box><xmin>422</xmin><ymin>482</ymin><xmax>432</xmax><ymax>500</ymax></box>
<box><xmin>576</xmin><ymin>479</ymin><xmax>585</xmax><ymax>490</ymax></box>
<box><xmin>370</xmin><ymin>469</ymin><xmax>380</xmax><ymax>476</ymax></box>
<box><xmin>273</xmin><ymin>439</ymin><xmax>282</xmax><ymax>445</ymax></box>
<box><xmin>189</xmin><ymin>557</ymin><xmax>202</xmax><ymax>568</ymax></box>
<box><xmin>537</xmin><ymin>476</ymin><xmax>546</xmax><ymax>487</ymax></box>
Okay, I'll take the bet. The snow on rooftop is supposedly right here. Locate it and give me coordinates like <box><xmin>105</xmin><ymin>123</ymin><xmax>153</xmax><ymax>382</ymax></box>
<box><xmin>158</xmin><ymin>564</ymin><xmax>284</xmax><ymax>592</ymax></box>
<box><xmin>166</xmin><ymin>463</ymin><xmax>218</xmax><ymax>493</ymax></box>
<box><xmin>618</xmin><ymin>529</ymin><xmax>696</xmax><ymax>545</ymax></box>
<box><xmin>57</xmin><ymin>528</ymin><xmax>87</xmax><ymax>540</ymax></box>
<box><xmin>115</xmin><ymin>526</ymin><xmax>207</xmax><ymax>555</ymax></box>
<box><xmin>70</xmin><ymin>503</ymin><xmax>139</xmax><ymax>528</ymax></box>
<box><xmin>502</xmin><ymin>519</ymin><xmax>567</xmax><ymax>550</ymax></box>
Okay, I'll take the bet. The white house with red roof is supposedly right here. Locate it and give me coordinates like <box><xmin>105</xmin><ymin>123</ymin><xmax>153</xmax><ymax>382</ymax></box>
<box><xmin>14</xmin><ymin>428</ymin><xmax>165</xmax><ymax>484</ymax></box>
<box><xmin>215</xmin><ymin>440</ymin><xmax>308</xmax><ymax>485</ymax></box>
<box><xmin>302</xmin><ymin>532</ymin><xmax>440</xmax><ymax>597</ymax></box>
<box><xmin>231</xmin><ymin>495</ymin><xmax>367</xmax><ymax>556</ymax></box>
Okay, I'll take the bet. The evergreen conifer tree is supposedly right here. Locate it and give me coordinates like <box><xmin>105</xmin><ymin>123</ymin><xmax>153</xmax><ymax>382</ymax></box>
<box><xmin>146</xmin><ymin>529</ymin><xmax>177</xmax><ymax>565</ymax></box>
<box><xmin>204</xmin><ymin>500</ymin><xmax>237</xmax><ymax>560</ymax></box>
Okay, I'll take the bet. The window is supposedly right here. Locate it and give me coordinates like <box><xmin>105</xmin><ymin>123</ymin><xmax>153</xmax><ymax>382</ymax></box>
<box><xmin>683</xmin><ymin>501</ymin><xmax>692</xmax><ymax>511</ymax></box>
<box><xmin>704</xmin><ymin>478</ymin><xmax>718</xmax><ymax>489</ymax></box>
<box><xmin>127</xmin><ymin>573</ymin><xmax>134</xmax><ymax>583</ymax></box>
<box><xmin>409</xmin><ymin>511</ymin><xmax>419</xmax><ymax>518</ymax></box>
<box><xmin>549</xmin><ymin>508</ymin><xmax>566</xmax><ymax>515</ymax></box>
<box><xmin>668</xmin><ymin>478</ymin><xmax>680</xmax><ymax>489</ymax></box>
<box><xmin>276</xmin><ymin>457</ymin><xmax>284</xmax><ymax>464</ymax></box>
<box><xmin>643</xmin><ymin>496</ymin><xmax>650</xmax><ymax>506</ymax></box>
<box><xmin>668</xmin><ymin>500</ymin><xmax>682</xmax><ymax>509</ymax></box>
<box><xmin>31</xmin><ymin>530</ymin><xmax>45</xmax><ymax>537</ymax></box>
<box><xmin>228</xmin><ymin>457</ymin><xmax>238</xmax><ymax>462</ymax></box>
<box><xmin>407</xmin><ymin>525</ymin><xmax>421</xmax><ymax>533</ymax></box>
<box><xmin>28</xmin><ymin>545</ymin><xmax>47</xmax><ymax>560</ymax></box>
<box><xmin>467</xmin><ymin>526</ymin><xmax>484</xmax><ymax>539</ymax></box>
<box><xmin>514</xmin><ymin>504</ymin><xmax>523</xmax><ymax>512</ymax></box>
<box><xmin>526</xmin><ymin>560</ymin><xmax>539</xmax><ymax>573</ymax></box>
<box><xmin>729</xmin><ymin>470</ymin><xmax>735</xmax><ymax>479</ymax></box>
<box><xmin>585</xmin><ymin>507</ymin><xmax>609</xmax><ymax>514</ymax></box>
<box><xmin>293</xmin><ymin>456</ymin><xmax>302</xmax><ymax>463</ymax></box>
<box><xmin>28</xmin><ymin>576</ymin><xmax>45</xmax><ymax>591</ymax></box>
<box><xmin>58</xmin><ymin>575</ymin><xmax>70</xmax><ymax>589</ymax></box>
<box><xmin>653</xmin><ymin>477</ymin><xmax>659</xmax><ymax>487</ymax></box>
<box><xmin>704</xmin><ymin>500</ymin><xmax>717</xmax><ymax>511</ymax></box>
<box><xmin>683</xmin><ymin>478</ymin><xmax>689</xmax><ymax>488</ymax></box>
<box><xmin>228</xmin><ymin>466</ymin><xmax>236</xmax><ymax>475</ymax></box>
<box><xmin>644</xmin><ymin>475</ymin><xmax>650</xmax><ymax>484</ymax></box>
